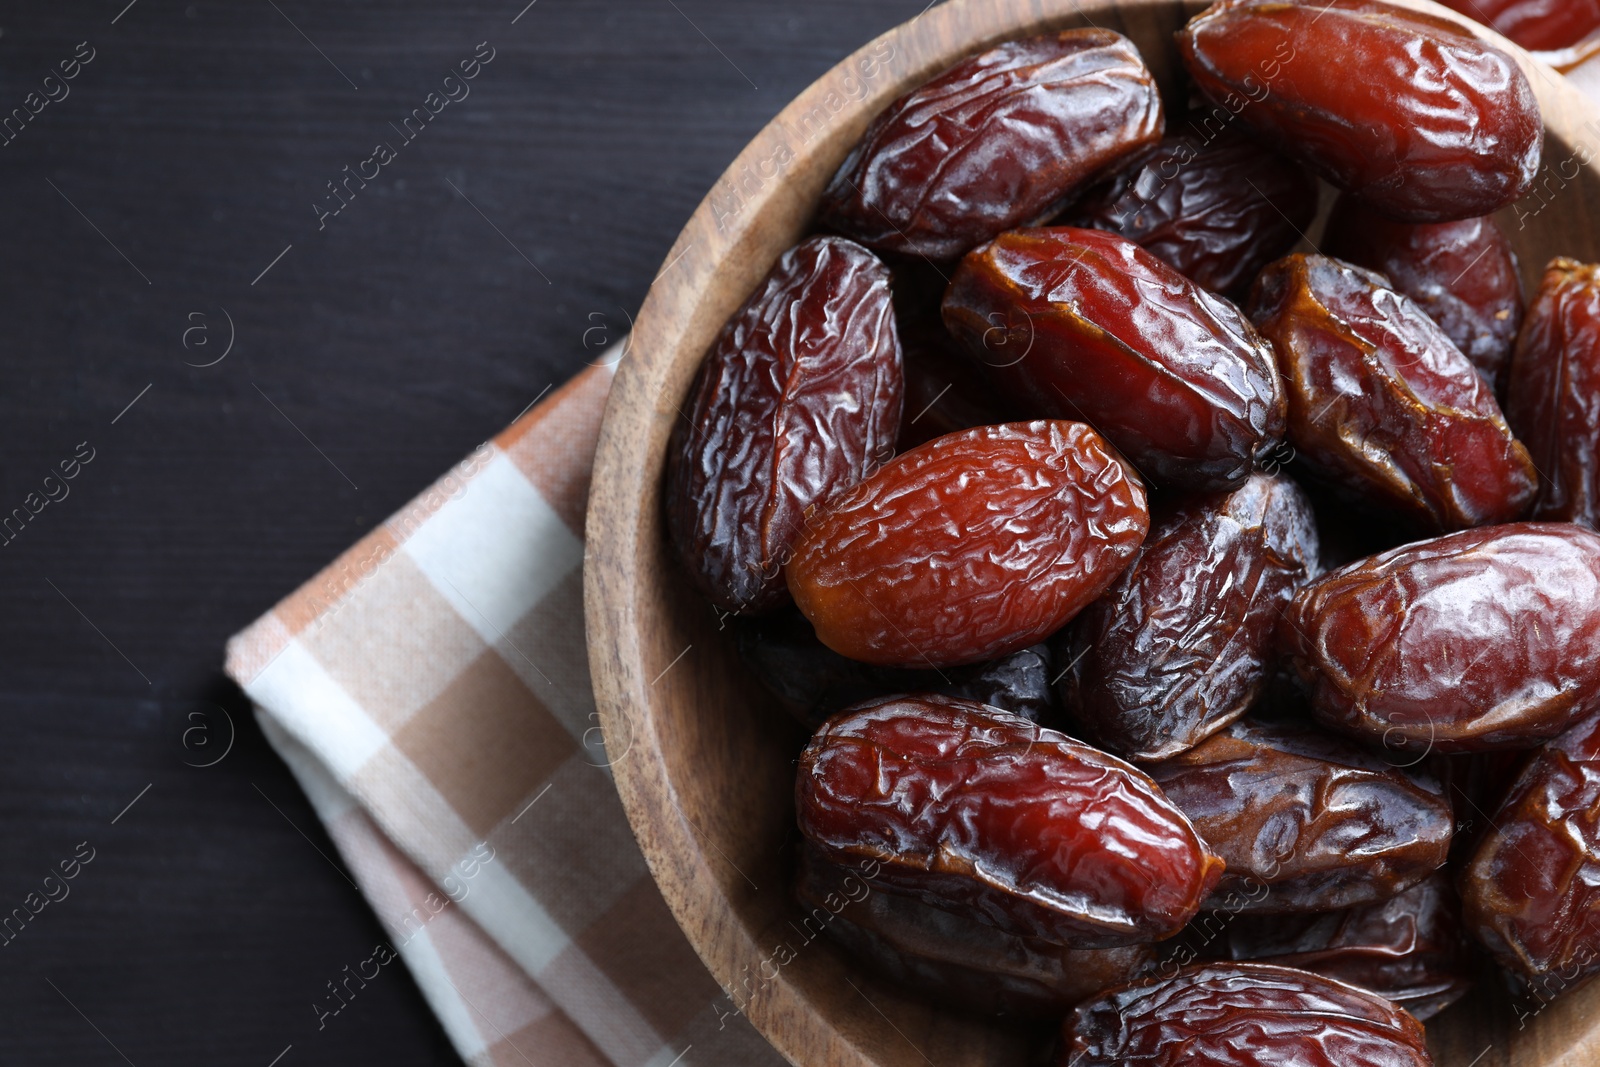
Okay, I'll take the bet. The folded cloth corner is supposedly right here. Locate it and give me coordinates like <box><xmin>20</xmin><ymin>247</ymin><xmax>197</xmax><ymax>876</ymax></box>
<box><xmin>225</xmin><ymin>353</ymin><xmax>785</xmax><ymax>1067</ymax></box>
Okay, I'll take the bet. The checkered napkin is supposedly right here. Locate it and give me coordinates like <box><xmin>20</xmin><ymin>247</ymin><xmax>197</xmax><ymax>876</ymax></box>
<box><xmin>225</xmin><ymin>356</ymin><xmax>786</xmax><ymax>1067</ymax></box>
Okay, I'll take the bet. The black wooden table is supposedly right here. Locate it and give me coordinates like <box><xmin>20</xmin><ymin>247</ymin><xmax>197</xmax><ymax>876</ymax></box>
<box><xmin>0</xmin><ymin>2</ymin><xmax>931</xmax><ymax>1061</ymax></box>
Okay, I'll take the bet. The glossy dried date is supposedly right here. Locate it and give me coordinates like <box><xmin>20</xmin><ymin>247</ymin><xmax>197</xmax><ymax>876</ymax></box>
<box><xmin>1507</xmin><ymin>259</ymin><xmax>1600</xmax><ymax>527</ymax></box>
<box><xmin>736</xmin><ymin>609</ymin><xmax>1056</xmax><ymax>730</ymax></box>
<box><xmin>1065</xmin><ymin>129</ymin><xmax>1317</xmax><ymax>298</ymax></box>
<box><xmin>1179</xmin><ymin>0</ymin><xmax>1541</xmax><ymax>222</ymax></box>
<box><xmin>1060</xmin><ymin>473</ymin><xmax>1320</xmax><ymax>761</ymax></box>
<box><xmin>665</xmin><ymin>236</ymin><xmax>901</xmax><ymax>614</ymax></box>
<box><xmin>1283</xmin><ymin>523</ymin><xmax>1600</xmax><ymax>753</ymax></box>
<box><xmin>1323</xmin><ymin>197</ymin><xmax>1523</xmax><ymax>390</ymax></box>
<box><xmin>1220</xmin><ymin>875</ymin><xmax>1472</xmax><ymax>1021</ymax></box>
<box><xmin>785</xmin><ymin>420</ymin><xmax>1147</xmax><ymax>668</ymax></box>
<box><xmin>1436</xmin><ymin>0</ymin><xmax>1600</xmax><ymax>54</ymax></box>
<box><xmin>1462</xmin><ymin>711</ymin><xmax>1600</xmax><ymax>989</ymax></box>
<box><xmin>796</xmin><ymin>695</ymin><xmax>1223</xmax><ymax>945</ymax></box>
<box><xmin>795</xmin><ymin>846</ymin><xmax>1154</xmax><ymax>1018</ymax></box>
<box><xmin>1249</xmin><ymin>254</ymin><xmax>1537</xmax><ymax>530</ymax></box>
<box><xmin>943</xmin><ymin>227</ymin><xmax>1285</xmax><ymax>490</ymax></box>
<box><xmin>818</xmin><ymin>30</ymin><xmax>1162</xmax><ymax>261</ymax></box>
<box><xmin>1060</xmin><ymin>962</ymin><xmax>1433</xmax><ymax>1067</ymax></box>
<box><xmin>1146</xmin><ymin>719</ymin><xmax>1453</xmax><ymax>913</ymax></box>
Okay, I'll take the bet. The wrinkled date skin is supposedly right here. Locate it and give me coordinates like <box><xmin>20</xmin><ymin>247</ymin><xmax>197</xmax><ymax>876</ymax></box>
<box><xmin>1324</xmin><ymin>197</ymin><xmax>1524</xmax><ymax>390</ymax></box>
<box><xmin>1436</xmin><ymin>0</ymin><xmax>1600</xmax><ymax>54</ymax></box>
<box><xmin>1462</xmin><ymin>711</ymin><xmax>1600</xmax><ymax>989</ymax></box>
<box><xmin>786</xmin><ymin>420</ymin><xmax>1147</xmax><ymax>668</ymax></box>
<box><xmin>795</xmin><ymin>695</ymin><xmax>1224</xmax><ymax>946</ymax></box>
<box><xmin>1283</xmin><ymin>523</ymin><xmax>1600</xmax><ymax>753</ymax></box>
<box><xmin>1146</xmin><ymin>719</ymin><xmax>1453</xmax><ymax>914</ymax></box>
<box><xmin>1060</xmin><ymin>473</ymin><xmax>1320</xmax><ymax>761</ymax></box>
<box><xmin>665</xmin><ymin>236</ymin><xmax>902</xmax><ymax>614</ymax></box>
<box><xmin>944</xmin><ymin>227</ymin><xmax>1285</xmax><ymax>490</ymax></box>
<box><xmin>795</xmin><ymin>847</ymin><xmax>1155</xmax><ymax>1018</ymax></box>
<box><xmin>736</xmin><ymin>609</ymin><xmax>1057</xmax><ymax>730</ymax></box>
<box><xmin>1507</xmin><ymin>259</ymin><xmax>1600</xmax><ymax>527</ymax></box>
<box><xmin>895</xmin><ymin>320</ymin><xmax>1005</xmax><ymax>451</ymax></box>
<box><xmin>1065</xmin><ymin>129</ymin><xmax>1318</xmax><ymax>299</ymax></box>
<box><xmin>818</xmin><ymin>31</ymin><xmax>1162</xmax><ymax>261</ymax></box>
<box><xmin>1178</xmin><ymin>0</ymin><xmax>1541</xmax><ymax>222</ymax></box>
<box><xmin>1249</xmin><ymin>254</ymin><xmax>1537</xmax><ymax>530</ymax></box>
<box><xmin>1060</xmin><ymin>962</ymin><xmax>1433</xmax><ymax>1067</ymax></box>
<box><xmin>1221</xmin><ymin>875</ymin><xmax>1473</xmax><ymax>1021</ymax></box>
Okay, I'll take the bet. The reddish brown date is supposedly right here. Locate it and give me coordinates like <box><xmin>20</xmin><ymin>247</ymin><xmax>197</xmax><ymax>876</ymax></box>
<box><xmin>665</xmin><ymin>236</ymin><xmax>901</xmax><ymax>614</ymax></box>
<box><xmin>736</xmin><ymin>609</ymin><xmax>1057</xmax><ymax>730</ymax></box>
<box><xmin>795</xmin><ymin>846</ymin><xmax>1154</xmax><ymax>1018</ymax></box>
<box><xmin>1146</xmin><ymin>719</ymin><xmax>1453</xmax><ymax>914</ymax></box>
<box><xmin>1323</xmin><ymin>197</ymin><xmax>1524</xmax><ymax>390</ymax></box>
<box><xmin>1283</xmin><ymin>523</ymin><xmax>1600</xmax><ymax>753</ymax></box>
<box><xmin>943</xmin><ymin>227</ymin><xmax>1285</xmax><ymax>490</ymax></box>
<box><xmin>786</xmin><ymin>421</ymin><xmax>1147</xmax><ymax>668</ymax></box>
<box><xmin>1507</xmin><ymin>259</ymin><xmax>1600</xmax><ymax>527</ymax></box>
<box><xmin>1249</xmin><ymin>254</ymin><xmax>1537</xmax><ymax>530</ymax></box>
<box><xmin>1462</xmin><ymin>711</ymin><xmax>1600</xmax><ymax>990</ymax></box>
<box><xmin>1060</xmin><ymin>962</ymin><xmax>1433</xmax><ymax>1067</ymax></box>
<box><xmin>894</xmin><ymin>320</ymin><xmax>1005</xmax><ymax>451</ymax></box>
<box><xmin>1436</xmin><ymin>0</ymin><xmax>1600</xmax><ymax>55</ymax></box>
<box><xmin>1065</xmin><ymin>129</ymin><xmax>1317</xmax><ymax>299</ymax></box>
<box><xmin>1219</xmin><ymin>875</ymin><xmax>1472</xmax><ymax>1022</ymax></box>
<box><xmin>1060</xmin><ymin>473</ymin><xmax>1320</xmax><ymax>761</ymax></box>
<box><xmin>796</xmin><ymin>695</ymin><xmax>1224</xmax><ymax>946</ymax></box>
<box><xmin>818</xmin><ymin>31</ymin><xmax>1162</xmax><ymax>261</ymax></box>
<box><xmin>1179</xmin><ymin>0</ymin><xmax>1541</xmax><ymax>222</ymax></box>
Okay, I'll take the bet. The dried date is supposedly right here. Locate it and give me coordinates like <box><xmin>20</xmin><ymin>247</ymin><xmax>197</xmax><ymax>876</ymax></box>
<box><xmin>794</xmin><ymin>846</ymin><xmax>1154</xmax><ymax>1018</ymax></box>
<box><xmin>1462</xmin><ymin>710</ymin><xmax>1600</xmax><ymax>990</ymax></box>
<box><xmin>1436</xmin><ymin>0</ymin><xmax>1600</xmax><ymax>54</ymax></box>
<box><xmin>1323</xmin><ymin>197</ymin><xmax>1523</xmax><ymax>390</ymax></box>
<box><xmin>943</xmin><ymin>227</ymin><xmax>1285</xmax><ymax>490</ymax></box>
<box><xmin>736</xmin><ymin>609</ymin><xmax>1056</xmax><ymax>730</ymax></box>
<box><xmin>1179</xmin><ymin>0</ymin><xmax>1541</xmax><ymax>222</ymax></box>
<box><xmin>1060</xmin><ymin>473</ymin><xmax>1320</xmax><ymax>761</ymax></box>
<box><xmin>1146</xmin><ymin>719</ymin><xmax>1453</xmax><ymax>913</ymax></box>
<box><xmin>1220</xmin><ymin>875</ymin><xmax>1472</xmax><ymax>1021</ymax></box>
<box><xmin>785</xmin><ymin>420</ymin><xmax>1147</xmax><ymax>668</ymax></box>
<box><xmin>796</xmin><ymin>695</ymin><xmax>1223</xmax><ymax>945</ymax></box>
<box><xmin>1507</xmin><ymin>259</ymin><xmax>1600</xmax><ymax>527</ymax></box>
<box><xmin>1283</xmin><ymin>523</ymin><xmax>1600</xmax><ymax>753</ymax></box>
<box><xmin>1248</xmin><ymin>254</ymin><xmax>1537</xmax><ymax>530</ymax></box>
<box><xmin>665</xmin><ymin>235</ymin><xmax>902</xmax><ymax>614</ymax></box>
<box><xmin>1065</xmin><ymin>128</ymin><xmax>1317</xmax><ymax>299</ymax></box>
<box><xmin>818</xmin><ymin>30</ymin><xmax>1162</xmax><ymax>261</ymax></box>
<box><xmin>1060</xmin><ymin>962</ymin><xmax>1433</xmax><ymax>1067</ymax></box>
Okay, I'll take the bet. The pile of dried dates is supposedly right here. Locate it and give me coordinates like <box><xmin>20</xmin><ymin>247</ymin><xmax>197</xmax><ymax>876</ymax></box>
<box><xmin>664</xmin><ymin>2</ymin><xmax>1600</xmax><ymax>1062</ymax></box>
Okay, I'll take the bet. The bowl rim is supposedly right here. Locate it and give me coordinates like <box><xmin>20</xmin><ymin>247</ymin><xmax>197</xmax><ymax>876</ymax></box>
<box><xmin>584</xmin><ymin>2</ymin><xmax>1600</xmax><ymax>1063</ymax></box>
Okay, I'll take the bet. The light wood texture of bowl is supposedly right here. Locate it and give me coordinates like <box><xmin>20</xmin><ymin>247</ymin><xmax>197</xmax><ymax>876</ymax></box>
<box><xmin>585</xmin><ymin>2</ymin><xmax>1600</xmax><ymax>1064</ymax></box>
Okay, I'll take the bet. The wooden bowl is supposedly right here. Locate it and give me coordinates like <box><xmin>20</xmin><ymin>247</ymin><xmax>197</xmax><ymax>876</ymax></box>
<box><xmin>585</xmin><ymin>2</ymin><xmax>1600</xmax><ymax>1063</ymax></box>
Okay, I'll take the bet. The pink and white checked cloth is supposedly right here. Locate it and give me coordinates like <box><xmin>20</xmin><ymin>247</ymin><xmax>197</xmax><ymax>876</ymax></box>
<box><xmin>225</xmin><ymin>356</ymin><xmax>785</xmax><ymax>1067</ymax></box>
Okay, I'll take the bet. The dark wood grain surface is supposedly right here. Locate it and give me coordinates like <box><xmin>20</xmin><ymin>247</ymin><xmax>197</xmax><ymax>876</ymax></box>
<box><xmin>0</xmin><ymin>2</ymin><xmax>934</xmax><ymax>1062</ymax></box>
